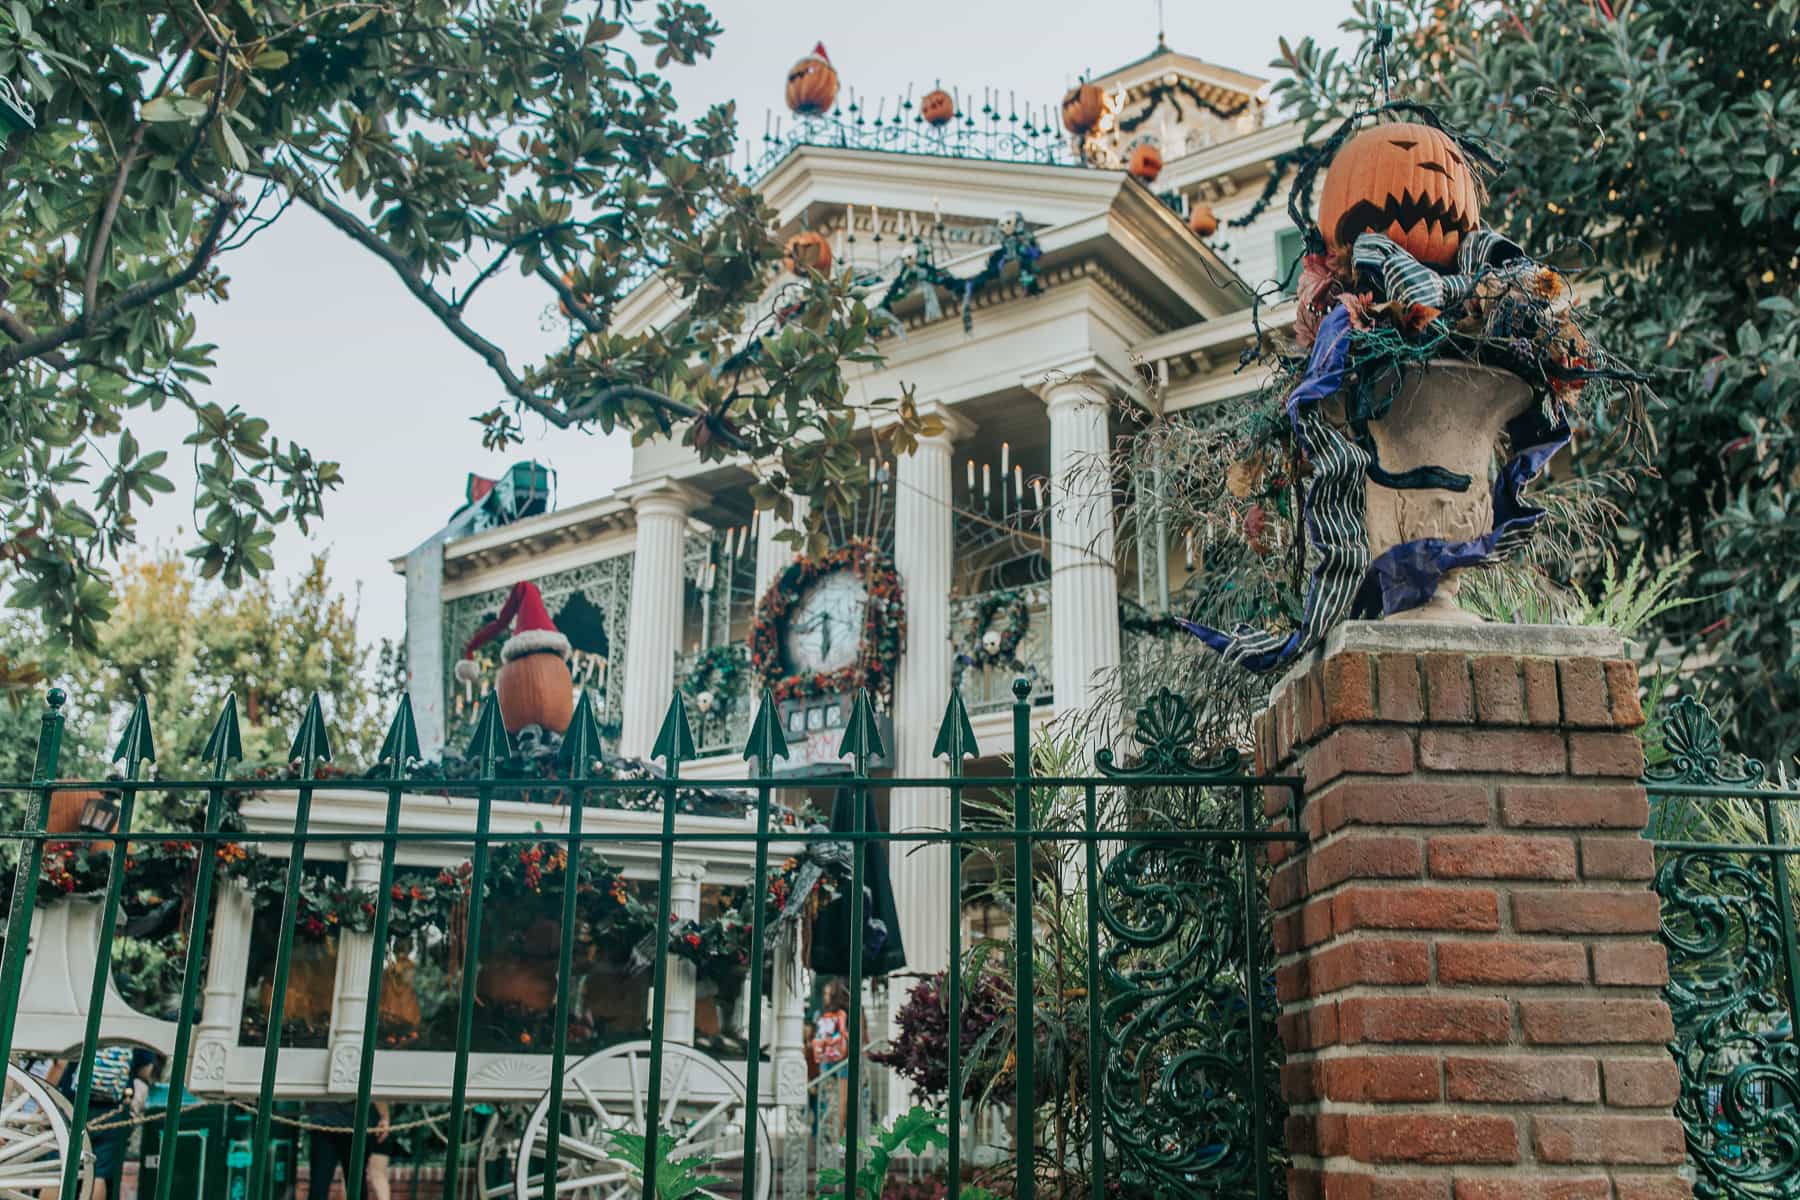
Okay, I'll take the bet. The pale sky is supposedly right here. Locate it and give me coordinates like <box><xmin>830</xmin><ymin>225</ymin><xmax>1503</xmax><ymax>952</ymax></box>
<box><xmin>128</xmin><ymin>2</ymin><xmax>1358</xmax><ymax>651</ymax></box>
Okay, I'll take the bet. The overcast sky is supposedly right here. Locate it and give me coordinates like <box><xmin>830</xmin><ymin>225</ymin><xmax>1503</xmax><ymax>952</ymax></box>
<box><xmin>126</xmin><ymin>1</ymin><xmax>1358</xmax><ymax>651</ymax></box>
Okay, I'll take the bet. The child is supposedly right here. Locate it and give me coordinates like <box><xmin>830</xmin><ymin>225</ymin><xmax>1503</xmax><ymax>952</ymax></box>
<box><xmin>810</xmin><ymin>980</ymin><xmax>852</xmax><ymax>1139</ymax></box>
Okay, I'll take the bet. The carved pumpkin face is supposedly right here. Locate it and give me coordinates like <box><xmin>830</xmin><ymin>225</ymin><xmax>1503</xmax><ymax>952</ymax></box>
<box><xmin>920</xmin><ymin>89</ymin><xmax>955</xmax><ymax>127</ymax></box>
<box><xmin>1127</xmin><ymin>141</ymin><xmax>1163</xmax><ymax>184</ymax></box>
<box><xmin>1061</xmin><ymin>83</ymin><xmax>1104</xmax><ymax>135</ymax></box>
<box><xmin>1319</xmin><ymin>122</ymin><xmax>1481</xmax><ymax>267</ymax></box>
<box><xmin>784</xmin><ymin>231</ymin><xmax>833</xmax><ymax>276</ymax></box>
<box><xmin>785</xmin><ymin>44</ymin><xmax>838</xmax><ymax>116</ymax></box>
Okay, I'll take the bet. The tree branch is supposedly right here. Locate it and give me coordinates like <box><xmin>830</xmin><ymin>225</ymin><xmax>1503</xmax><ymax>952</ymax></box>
<box><xmin>83</xmin><ymin>123</ymin><xmax>150</xmax><ymax>317</ymax></box>
<box><xmin>0</xmin><ymin>200</ymin><xmax>238</xmax><ymax>372</ymax></box>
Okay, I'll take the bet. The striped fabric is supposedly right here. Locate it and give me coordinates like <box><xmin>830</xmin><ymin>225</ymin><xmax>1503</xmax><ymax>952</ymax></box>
<box><xmin>1350</xmin><ymin>228</ymin><xmax>1527</xmax><ymax>313</ymax></box>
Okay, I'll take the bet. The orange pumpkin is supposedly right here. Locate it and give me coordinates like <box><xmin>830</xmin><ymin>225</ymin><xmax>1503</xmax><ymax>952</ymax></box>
<box><xmin>1187</xmin><ymin>202</ymin><xmax>1218</xmax><ymax>238</ymax></box>
<box><xmin>495</xmin><ymin>650</ymin><xmax>574</xmax><ymax>735</ymax></box>
<box><xmin>1127</xmin><ymin>141</ymin><xmax>1163</xmax><ymax>184</ymax></box>
<box><xmin>1318</xmin><ymin>121</ymin><xmax>1481</xmax><ymax>268</ymax></box>
<box><xmin>785</xmin><ymin>43</ymin><xmax>838</xmax><ymax>116</ymax></box>
<box><xmin>920</xmin><ymin>88</ymin><xmax>955</xmax><ymax>127</ymax></box>
<box><xmin>1061</xmin><ymin>82</ymin><xmax>1104</xmax><ymax>135</ymax></box>
<box><xmin>784</xmin><ymin>230</ymin><xmax>833</xmax><ymax>276</ymax></box>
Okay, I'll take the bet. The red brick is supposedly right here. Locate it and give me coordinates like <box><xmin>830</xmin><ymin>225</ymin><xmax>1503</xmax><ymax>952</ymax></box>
<box><xmin>1613</xmin><ymin>1176</ymin><xmax>1695</xmax><ymax>1200</ymax></box>
<box><xmin>1500</xmin><ymin>784</ymin><xmax>1649</xmax><ymax>829</ymax></box>
<box><xmin>1271</xmin><ymin>859</ymin><xmax>1306</xmax><ymax>910</ymax></box>
<box><xmin>1422</xmin><ymin>652</ymin><xmax>1475</xmax><ymax>723</ymax></box>
<box><xmin>1277</xmin><ymin>1001</ymin><xmax>1340</xmax><ymax>1051</ymax></box>
<box><xmin>1427</xmin><ymin>834</ymin><xmax>1577</xmax><ymax>880</ymax></box>
<box><xmin>1300</xmin><ymin>896</ymin><xmax>1335</xmax><ymax>946</ymax></box>
<box><xmin>1278</xmin><ymin>938</ymin><xmax>1432</xmax><ymax>1002</ymax></box>
<box><xmin>1437</xmin><ymin>940</ymin><xmax>1588</xmax><ymax>986</ymax></box>
<box><xmin>1604</xmin><ymin>658</ymin><xmax>1647</xmax><ymax>729</ymax></box>
<box><xmin>1281</xmin><ymin>1058</ymin><xmax>1323</xmax><ymax>1103</ymax></box>
<box><xmin>1454</xmin><ymin>1181</ymin><xmax>1610</xmax><ymax>1200</ymax></box>
<box><xmin>1294</xmin><ymin>670</ymin><xmax>1319</xmax><ymax>746</ymax></box>
<box><xmin>1592</xmin><ymin>942</ymin><xmax>1670</xmax><ymax>987</ymax></box>
<box><xmin>1314</xmin><ymin>781</ymin><xmax>1490</xmax><ymax>833</ymax></box>
<box><xmin>1519</xmin><ymin>998</ymin><xmax>1676</xmax><ymax>1045</ymax></box>
<box><xmin>1304</xmin><ymin>666</ymin><xmax>1328</xmax><ymax>742</ymax></box>
<box><xmin>1569</xmin><ymin>731</ymin><xmax>1646</xmax><ymax>778</ymax></box>
<box><xmin>1603</xmin><ymin>1055</ymin><xmax>1681</xmax><ymax>1107</ymax></box>
<box><xmin>1419</xmin><ymin>728</ymin><xmax>1564</xmax><ymax>774</ymax></box>
<box><xmin>1323</xmin><ymin>1177</ymin><xmax>1454</xmax><ymax>1200</ymax></box>
<box><xmin>1307</xmin><ymin>834</ymin><xmax>1424</xmax><ymax>892</ymax></box>
<box><xmin>1307</xmin><ymin>726</ymin><xmax>1417</xmax><ymax>787</ymax></box>
<box><xmin>1338</xmin><ymin>995</ymin><xmax>1512</xmax><ymax>1045</ymax></box>
<box><xmin>1345</xmin><ymin>1113</ymin><xmax>1519</xmax><ymax>1165</ymax></box>
<box><xmin>1532</xmin><ymin>1114</ymin><xmax>1686</xmax><ymax>1165</ymax></box>
<box><xmin>1324</xmin><ymin>651</ymin><xmax>1377</xmax><ymax>726</ymax></box>
<box><xmin>1321</xmin><ymin>1054</ymin><xmax>1441</xmax><ymax>1102</ymax></box>
<box><xmin>1334</xmin><ymin>885</ymin><xmax>1501</xmax><ymax>934</ymax></box>
<box><xmin>1513</xmin><ymin>890</ymin><xmax>1662</xmax><ymax>935</ymax></box>
<box><xmin>1522</xmin><ymin>657</ymin><xmax>1561</xmax><ymax>725</ymax></box>
<box><xmin>1559</xmin><ymin>658</ymin><xmax>1612</xmax><ymax>728</ymax></box>
<box><xmin>1580</xmin><ymin>834</ymin><xmax>1656</xmax><ymax>880</ymax></box>
<box><xmin>1445</xmin><ymin>1055</ymin><xmax>1600</xmax><ymax>1104</ymax></box>
<box><xmin>1276</xmin><ymin>688</ymin><xmax>1296</xmax><ymax>768</ymax></box>
<box><xmin>1471</xmin><ymin>654</ymin><xmax>1525</xmax><ymax>725</ymax></box>
<box><xmin>1274</xmin><ymin>909</ymin><xmax>1301</xmax><ymax>955</ymax></box>
<box><xmin>1377</xmin><ymin>652</ymin><xmax>1425</xmax><ymax>723</ymax></box>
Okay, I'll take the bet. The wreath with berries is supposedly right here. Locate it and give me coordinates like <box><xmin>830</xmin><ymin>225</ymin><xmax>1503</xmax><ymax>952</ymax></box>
<box><xmin>952</xmin><ymin>589</ymin><xmax>1031</xmax><ymax>687</ymax></box>
<box><xmin>680</xmin><ymin>643</ymin><xmax>751</xmax><ymax>723</ymax></box>
<box><xmin>748</xmin><ymin>540</ymin><xmax>905</xmax><ymax>703</ymax></box>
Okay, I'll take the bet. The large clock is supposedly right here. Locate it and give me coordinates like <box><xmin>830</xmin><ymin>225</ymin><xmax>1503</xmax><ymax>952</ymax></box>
<box><xmin>782</xmin><ymin>569</ymin><xmax>869</xmax><ymax>675</ymax></box>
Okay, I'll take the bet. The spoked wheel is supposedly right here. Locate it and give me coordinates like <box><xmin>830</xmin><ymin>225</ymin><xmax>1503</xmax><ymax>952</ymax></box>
<box><xmin>512</xmin><ymin>1041</ymin><xmax>771</xmax><ymax>1200</ymax></box>
<box><xmin>468</xmin><ymin>1107</ymin><xmax>520</xmax><ymax>1200</ymax></box>
<box><xmin>0</xmin><ymin>1064</ymin><xmax>92</xmax><ymax>1199</ymax></box>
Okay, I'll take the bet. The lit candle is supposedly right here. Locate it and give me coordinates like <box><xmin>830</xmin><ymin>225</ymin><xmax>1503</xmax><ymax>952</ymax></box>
<box><xmin>933</xmin><ymin>195</ymin><xmax>942</xmax><ymax>225</ymax></box>
<box><xmin>845</xmin><ymin>203</ymin><xmax>855</xmax><ymax>240</ymax></box>
<box><xmin>871</xmin><ymin>204</ymin><xmax>881</xmax><ymax>238</ymax></box>
<box><xmin>981</xmin><ymin>462</ymin><xmax>991</xmax><ymax>499</ymax></box>
<box><xmin>868</xmin><ymin>458</ymin><xmax>876</xmax><ymax>483</ymax></box>
<box><xmin>1033</xmin><ymin>478</ymin><xmax>1045</xmax><ymax>509</ymax></box>
<box><xmin>966</xmin><ymin>459</ymin><xmax>975</xmax><ymax>491</ymax></box>
<box><xmin>1014</xmin><ymin>463</ymin><xmax>1023</xmax><ymax>498</ymax></box>
<box><xmin>1000</xmin><ymin>442</ymin><xmax>1010</xmax><ymax>475</ymax></box>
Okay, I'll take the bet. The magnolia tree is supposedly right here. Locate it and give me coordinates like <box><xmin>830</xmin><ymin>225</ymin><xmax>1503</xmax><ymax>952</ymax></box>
<box><xmin>1275</xmin><ymin>0</ymin><xmax>1799</xmax><ymax>754</ymax></box>
<box><xmin>0</xmin><ymin>1</ymin><xmax>920</xmax><ymax>653</ymax></box>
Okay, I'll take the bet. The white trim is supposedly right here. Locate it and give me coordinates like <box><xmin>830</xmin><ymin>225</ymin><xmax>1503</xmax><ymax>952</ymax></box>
<box><xmin>500</xmin><ymin>628</ymin><xmax>571</xmax><ymax>663</ymax></box>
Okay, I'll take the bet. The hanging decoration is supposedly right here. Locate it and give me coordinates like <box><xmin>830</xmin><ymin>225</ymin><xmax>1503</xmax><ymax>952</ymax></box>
<box><xmin>1061</xmin><ymin>81</ymin><xmax>1105</xmax><ymax>135</ymax></box>
<box><xmin>952</xmin><ymin>589</ymin><xmax>1031</xmax><ymax>687</ymax></box>
<box><xmin>456</xmin><ymin>580</ymin><xmax>575</xmax><ymax>737</ymax></box>
<box><xmin>783</xmin><ymin>229</ymin><xmax>833</xmax><ymax>276</ymax></box>
<box><xmin>680</xmin><ymin>644</ymin><xmax>750</xmax><ymax>724</ymax></box>
<box><xmin>920</xmin><ymin>87</ymin><xmax>955</xmax><ymax>127</ymax></box>
<box><xmin>1182</xmin><ymin>103</ymin><xmax>1649</xmax><ymax>673</ymax></box>
<box><xmin>1126</xmin><ymin>137</ymin><xmax>1164</xmax><ymax>184</ymax></box>
<box><xmin>749</xmin><ymin>541</ymin><xmax>904</xmax><ymax>703</ymax></box>
<box><xmin>869</xmin><ymin>211</ymin><xmax>1043</xmax><ymax>334</ymax></box>
<box><xmin>1187</xmin><ymin>201</ymin><xmax>1218</xmax><ymax>238</ymax></box>
<box><xmin>1115</xmin><ymin>79</ymin><xmax>1251</xmax><ymax>134</ymax></box>
<box><xmin>785</xmin><ymin>43</ymin><xmax>839</xmax><ymax>116</ymax></box>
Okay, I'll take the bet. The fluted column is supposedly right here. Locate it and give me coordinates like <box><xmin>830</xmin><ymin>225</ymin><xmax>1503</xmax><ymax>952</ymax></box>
<box><xmin>1035</xmin><ymin>370</ymin><xmax>1124</xmax><ymax>721</ymax></box>
<box><xmin>621</xmin><ymin>483</ymin><xmax>700</xmax><ymax>760</ymax></box>
<box><xmin>889</xmin><ymin>405</ymin><xmax>973</xmax><ymax>984</ymax></box>
<box><xmin>662</xmin><ymin>859</ymin><xmax>705</xmax><ymax>1046</ymax></box>
<box><xmin>327</xmin><ymin>842</ymin><xmax>383</xmax><ymax>1091</ymax></box>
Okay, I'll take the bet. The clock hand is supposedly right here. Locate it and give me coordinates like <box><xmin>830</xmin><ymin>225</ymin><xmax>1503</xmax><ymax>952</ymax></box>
<box><xmin>818</xmin><ymin>611</ymin><xmax>832</xmax><ymax>661</ymax></box>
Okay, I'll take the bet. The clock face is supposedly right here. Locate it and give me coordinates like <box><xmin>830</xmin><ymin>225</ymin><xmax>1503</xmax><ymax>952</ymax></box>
<box><xmin>783</xmin><ymin>569</ymin><xmax>869</xmax><ymax>675</ymax></box>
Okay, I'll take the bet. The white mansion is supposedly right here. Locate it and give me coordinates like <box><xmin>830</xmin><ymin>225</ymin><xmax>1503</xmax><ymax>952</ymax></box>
<box><xmin>395</xmin><ymin>42</ymin><xmax>1304</xmax><ymax>986</ymax></box>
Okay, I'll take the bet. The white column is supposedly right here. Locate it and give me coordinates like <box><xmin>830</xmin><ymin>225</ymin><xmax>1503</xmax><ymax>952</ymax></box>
<box><xmin>888</xmin><ymin>405</ymin><xmax>973</xmax><ymax>985</ymax></box>
<box><xmin>402</xmin><ymin>532</ymin><xmax>449</xmax><ymax>758</ymax></box>
<box><xmin>753</xmin><ymin>495</ymin><xmax>811</xmax><ymax>598</ymax></box>
<box><xmin>192</xmin><ymin>882</ymin><xmax>255</xmax><ymax>1089</ymax></box>
<box><xmin>1035</xmin><ymin>371</ymin><xmax>1124</xmax><ymax>720</ymax></box>
<box><xmin>327</xmin><ymin>842</ymin><xmax>383</xmax><ymax>1092</ymax></box>
<box><xmin>662</xmin><ymin>860</ymin><xmax>705</xmax><ymax>1046</ymax></box>
<box><xmin>621</xmin><ymin>484</ymin><xmax>700</xmax><ymax>760</ymax></box>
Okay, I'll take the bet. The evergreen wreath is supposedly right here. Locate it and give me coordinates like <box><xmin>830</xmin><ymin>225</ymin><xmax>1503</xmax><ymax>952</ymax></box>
<box><xmin>680</xmin><ymin>643</ymin><xmax>751</xmax><ymax>721</ymax></box>
<box><xmin>749</xmin><ymin>540</ymin><xmax>905</xmax><ymax>703</ymax></box>
<box><xmin>952</xmin><ymin>589</ymin><xmax>1031</xmax><ymax>687</ymax></box>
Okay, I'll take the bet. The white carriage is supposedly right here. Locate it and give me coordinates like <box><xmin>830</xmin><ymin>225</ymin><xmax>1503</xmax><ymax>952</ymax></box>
<box><xmin>6</xmin><ymin>784</ymin><xmax>817</xmax><ymax>1199</ymax></box>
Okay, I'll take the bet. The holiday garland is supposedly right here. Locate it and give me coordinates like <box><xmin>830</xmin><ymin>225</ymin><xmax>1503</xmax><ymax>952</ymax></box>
<box><xmin>680</xmin><ymin>643</ymin><xmax>752</xmax><ymax>723</ymax></box>
<box><xmin>1116</xmin><ymin>80</ymin><xmax>1251</xmax><ymax>134</ymax></box>
<box><xmin>952</xmin><ymin>589</ymin><xmax>1031</xmax><ymax>687</ymax></box>
<box><xmin>870</xmin><ymin>225</ymin><xmax>1043</xmax><ymax>334</ymax></box>
<box><xmin>749</xmin><ymin>540</ymin><xmax>905</xmax><ymax>703</ymax></box>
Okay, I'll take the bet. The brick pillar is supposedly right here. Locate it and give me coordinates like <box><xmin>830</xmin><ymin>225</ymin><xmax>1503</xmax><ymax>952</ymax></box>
<box><xmin>1258</xmin><ymin>623</ymin><xmax>1691</xmax><ymax>1200</ymax></box>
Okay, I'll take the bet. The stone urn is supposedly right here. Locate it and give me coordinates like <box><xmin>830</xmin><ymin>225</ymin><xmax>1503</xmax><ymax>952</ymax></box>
<box><xmin>1361</xmin><ymin>361</ymin><xmax>1533</xmax><ymax>622</ymax></box>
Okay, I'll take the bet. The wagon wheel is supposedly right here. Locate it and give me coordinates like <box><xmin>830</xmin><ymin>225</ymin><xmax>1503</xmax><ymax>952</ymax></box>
<box><xmin>0</xmin><ymin>1064</ymin><xmax>93</xmax><ymax>1199</ymax></box>
<box><xmin>512</xmin><ymin>1042</ymin><xmax>771</xmax><ymax>1200</ymax></box>
<box><xmin>468</xmin><ymin>1106</ymin><xmax>519</xmax><ymax>1200</ymax></box>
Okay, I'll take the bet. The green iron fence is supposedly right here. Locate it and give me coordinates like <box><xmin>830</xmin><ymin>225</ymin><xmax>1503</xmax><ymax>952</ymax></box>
<box><xmin>0</xmin><ymin>678</ymin><xmax>1301</xmax><ymax>1199</ymax></box>
<box><xmin>1646</xmin><ymin>695</ymin><xmax>1800</xmax><ymax>1199</ymax></box>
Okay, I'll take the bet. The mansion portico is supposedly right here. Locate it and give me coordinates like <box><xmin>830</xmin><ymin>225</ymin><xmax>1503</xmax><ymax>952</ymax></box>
<box><xmin>395</xmin><ymin>42</ymin><xmax>1305</xmax><ymax>985</ymax></box>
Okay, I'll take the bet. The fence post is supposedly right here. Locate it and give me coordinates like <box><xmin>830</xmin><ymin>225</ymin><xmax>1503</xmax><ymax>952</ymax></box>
<box><xmin>0</xmin><ymin>687</ymin><xmax>65</xmax><ymax>1070</ymax></box>
<box><xmin>1259</xmin><ymin>623</ymin><xmax>1690</xmax><ymax>1198</ymax></box>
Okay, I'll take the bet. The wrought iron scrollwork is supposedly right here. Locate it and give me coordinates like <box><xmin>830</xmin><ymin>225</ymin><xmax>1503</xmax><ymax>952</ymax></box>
<box><xmin>1096</xmin><ymin>688</ymin><xmax>1243</xmax><ymax>778</ymax></box>
<box><xmin>1650</xmin><ymin>696</ymin><xmax>1800</xmax><ymax>1197</ymax></box>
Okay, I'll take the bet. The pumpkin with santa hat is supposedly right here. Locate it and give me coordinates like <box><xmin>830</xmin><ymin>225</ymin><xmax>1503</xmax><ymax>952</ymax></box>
<box><xmin>455</xmin><ymin>580</ymin><xmax>575</xmax><ymax>736</ymax></box>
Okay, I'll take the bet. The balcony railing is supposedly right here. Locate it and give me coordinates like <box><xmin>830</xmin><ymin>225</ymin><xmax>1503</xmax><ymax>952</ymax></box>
<box><xmin>951</xmin><ymin>585</ymin><xmax>1053</xmax><ymax>715</ymax></box>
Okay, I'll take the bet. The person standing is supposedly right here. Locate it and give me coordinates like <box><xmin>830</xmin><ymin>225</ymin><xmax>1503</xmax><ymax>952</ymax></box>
<box><xmin>306</xmin><ymin>1099</ymin><xmax>392</xmax><ymax>1199</ymax></box>
<box><xmin>70</xmin><ymin>1045</ymin><xmax>136</xmax><ymax>1200</ymax></box>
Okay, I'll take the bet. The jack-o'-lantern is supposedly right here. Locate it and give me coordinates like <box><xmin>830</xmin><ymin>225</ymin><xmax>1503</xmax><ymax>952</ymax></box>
<box><xmin>1187</xmin><ymin>202</ymin><xmax>1218</xmax><ymax>238</ymax></box>
<box><xmin>1126</xmin><ymin>140</ymin><xmax>1162</xmax><ymax>184</ymax></box>
<box><xmin>785</xmin><ymin>43</ymin><xmax>839</xmax><ymax>116</ymax></box>
<box><xmin>1318</xmin><ymin>121</ymin><xmax>1481</xmax><ymax>268</ymax></box>
<box><xmin>784</xmin><ymin>230</ymin><xmax>833</xmax><ymax>276</ymax></box>
<box><xmin>1061</xmin><ymin>82</ymin><xmax>1104</xmax><ymax>136</ymax></box>
<box><xmin>456</xmin><ymin>580</ymin><xmax>575</xmax><ymax>736</ymax></box>
<box><xmin>920</xmin><ymin>88</ymin><xmax>955</xmax><ymax>127</ymax></box>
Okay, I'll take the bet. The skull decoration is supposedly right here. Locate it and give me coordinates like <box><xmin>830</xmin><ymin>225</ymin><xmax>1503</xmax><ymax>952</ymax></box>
<box><xmin>1318</xmin><ymin>121</ymin><xmax>1481</xmax><ymax>268</ymax></box>
<box><xmin>785</xmin><ymin>43</ymin><xmax>839</xmax><ymax>116</ymax></box>
<box><xmin>695</xmin><ymin>690</ymin><xmax>716</xmax><ymax>715</ymax></box>
<box><xmin>981</xmin><ymin>629</ymin><xmax>1004</xmax><ymax>655</ymax></box>
<box><xmin>998</xmin><ymin>211</ymin><xmax>1025</xmax><ymax>237</ymax></box>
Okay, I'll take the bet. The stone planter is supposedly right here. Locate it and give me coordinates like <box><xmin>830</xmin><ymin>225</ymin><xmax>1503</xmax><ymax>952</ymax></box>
<box><xmin>1361</xmin><ymin>361</ymin><xmax>1533</xmax><ymax>621</ymax></box>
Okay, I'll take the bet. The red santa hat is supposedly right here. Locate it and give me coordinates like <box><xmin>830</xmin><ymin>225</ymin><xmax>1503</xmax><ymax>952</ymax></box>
<box><xmin>454</xmin><ymin>580</ymin><xmax>569</xmax><ymax>683</ymax></box>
